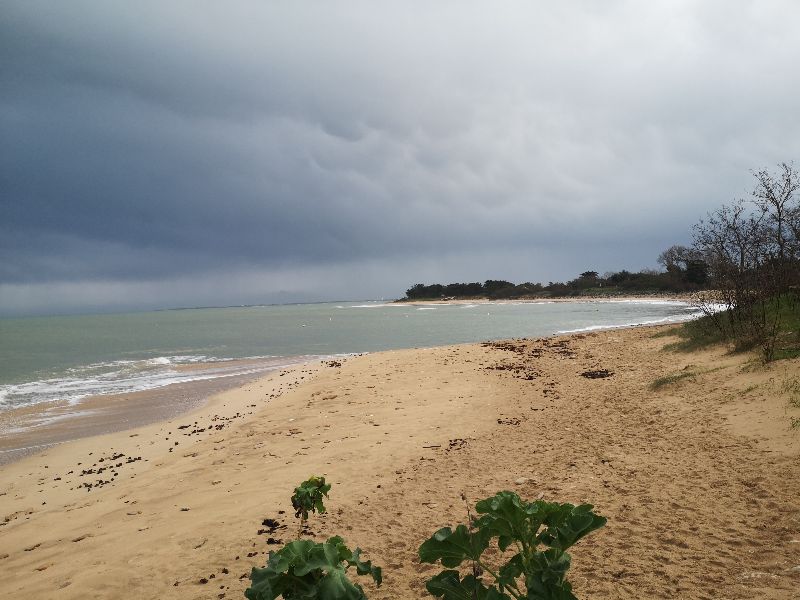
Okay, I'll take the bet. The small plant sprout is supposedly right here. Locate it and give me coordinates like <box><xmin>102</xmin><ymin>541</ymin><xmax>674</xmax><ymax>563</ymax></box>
<box><xmin>291</xmin><ymin>475</ymin><xmax>331</xmax><ymax>536</ymax></box>
<box><xmin>418</xmin><ymin>491</ymin><xmax>606</xmax><ymax>600</ymax></box>
<box><xmin>245</xmin><ymin>536</ymin><xmax>382</xmax><ymax>600</ymax></box>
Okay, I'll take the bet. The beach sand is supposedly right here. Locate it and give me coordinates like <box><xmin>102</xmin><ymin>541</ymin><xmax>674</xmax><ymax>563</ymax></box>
<box><xmin>1</xmin><ymin>326</ymin><xmax>798</xmax><ymax>598</ymax></box>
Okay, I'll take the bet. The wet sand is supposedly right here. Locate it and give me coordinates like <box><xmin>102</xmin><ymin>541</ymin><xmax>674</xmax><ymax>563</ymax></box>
<box><xmin>0</xmin><ymin>370</ymin><xmax>267</xmax><ymax>465</ymax></box>
<box><xmin>0</xmin><ymin>326</ymin><xmax>798</xmax><ymax>598</ymax></box>
<box><xmin>0</xmin><ymin>356</ymin><xmax>325</xmax><ymax>466</ymax></box>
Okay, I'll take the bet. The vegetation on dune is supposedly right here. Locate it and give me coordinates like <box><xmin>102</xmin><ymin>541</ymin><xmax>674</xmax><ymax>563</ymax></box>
<box><xmin>663</xmin><ymin>163</ymin><xmax>800</xmax><ymax>361</ymax></box>
<box><xmin>648</xmin><ymin>365</ymin><xmax>726</xmax><ymax>391</ymax></box>
<box><xmin>782</xmin><ymin>376</ymin><xmax>800</xmax><ymax>430</ymax></box>
<box><xmin>663</xmin><ymin>294</ymin><xmax>800</xmax><ymax>360</ymax></box>
<box><xmin>246</xmin><ymin>477</ymin><xmax>605</xmax><ymax>599</ymax></box>
<box><xmin>245</xmin><ymin>536</ymin><xmax>382</xmax><ymax>600</ymax></box>
<box><xmin>649</xmin><ymin>370</ymin><xmax>698</xmax><ymax>390</ymax></box>
<box><xmin>419</xmin><ymin>491</ymin><xmax>606</xmax><ymax>600</ymax></box>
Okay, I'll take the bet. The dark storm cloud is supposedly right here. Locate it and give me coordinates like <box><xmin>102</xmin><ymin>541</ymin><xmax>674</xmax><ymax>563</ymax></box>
<box><xmin>3</xmin><ymin>1</ymin><xmax>800</xmax><ymax>314</ymax></box>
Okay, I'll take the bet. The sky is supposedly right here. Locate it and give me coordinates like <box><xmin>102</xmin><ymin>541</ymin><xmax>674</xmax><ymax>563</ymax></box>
<box><xmin>3</xmin><ymin>1</ymin><xmax>800</xmax><ymax>316</ymax></box>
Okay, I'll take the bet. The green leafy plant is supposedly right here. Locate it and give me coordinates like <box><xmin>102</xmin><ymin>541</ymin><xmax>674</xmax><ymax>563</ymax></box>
<box><xmin>246</xmin><ymin>536</ymin><xmax>382</xmax><ymax>600</ymax></box>
<box><xmin>418</xmin><ymin>491</ymin><xmax>606</xmax><ymax>600</ymax></box>
<box><xmin>291</xmin><ymin>475</ymin><xmax>331</xmax><ymax>536</ymax></box>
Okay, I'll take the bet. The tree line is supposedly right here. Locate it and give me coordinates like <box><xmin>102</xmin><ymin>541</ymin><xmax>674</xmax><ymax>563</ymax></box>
<box><xmin>404</xmin><ymin>262</ymin><xmax>708</xmax><ymax>301</ymax></box>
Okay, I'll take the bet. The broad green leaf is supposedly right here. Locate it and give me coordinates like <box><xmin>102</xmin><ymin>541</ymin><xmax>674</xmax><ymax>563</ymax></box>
<box><xmin>422</xmin><ymin>493</ymin><xmax>606</xmax><ymax>600</ymax></box>
<box><xmin>317</xmin><ymin>568</ymin><xmax>368</xmax><ymax>600</ymax></box>
<box><xmin>475</xmin><ymin>491</ymin><xmax>543</xmax><ymax>551</ymax></box>
<box><xmin>244</xmin><ymin>566</ymin><xmax>275</xmax><ymax>600</ymax></box>
<box><xmin>528</xmin><ymin>548</ymin><xmax>571</xmax><ymax>584</ymax></box>
<box><xmin>246</xmin><ymin>541</ymin><xmax>321</xmax><ymax>599</ymax></box>
<box><xmin>326</xmin><ymin>536</ymin><xmax>352</xmax><ymax>562</ymax></box>
<box><xmin>425</xmin><ymin>570</ymin><xmax>510</xmax><ymax>600</ymax></box>
<box><xmin>348</xmin><ymin>547</ymin><xmax>383</xmax><ymax>586</ymax></box>
<box><xmin>246</xmin><ymin>561</ymin><xmax>317</xmax><ymax>600</ymax></box>
<box><xmin>418</xmin><ymin>525</ymin><xmax>491</xmax><ymax>568</ymax></box>
<box><xmin>538</xmin><ymin>504</ymin><xmax>607</xmax><ymax>551</ymax></box>
<box><xmin>273</xmin><ymin>539</ymin><xmax>318</xmax><ymax>572</ymax></box>
<box><xmin>296</xmin><ymin>540</ymin><xmax>346</xmax><ymax>576</ymax></box>
<box><xmin>524</xmin><ymin>575</ymin><xmax>577</xmax><ymax>600</ymax></box>
<box><xmin>246</xmin><ymin>537</ymin><xmax>380</xmax><ymax>600</ymax></box>
<box><xmin>497</xmin><ymin>553</ymin><xmax>524</xmax><ymax>590</ymax></box>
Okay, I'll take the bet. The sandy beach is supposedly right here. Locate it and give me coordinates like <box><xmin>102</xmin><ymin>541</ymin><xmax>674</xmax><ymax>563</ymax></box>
<box><xmin>1</xmin><ymin>325</ymin><xmax>799</xmax><ymax>599</ymax></box>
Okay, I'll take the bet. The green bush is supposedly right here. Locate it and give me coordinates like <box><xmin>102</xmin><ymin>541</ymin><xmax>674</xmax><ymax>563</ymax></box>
<box><xmin>246</xmin><ymin>536</ymin><xmax>381</xmax><ymax>600</ymax></box>
<box><xmin>419</xmin><ymin>491</ymin><xmax>606</xmax><ymax>600</ymax></box>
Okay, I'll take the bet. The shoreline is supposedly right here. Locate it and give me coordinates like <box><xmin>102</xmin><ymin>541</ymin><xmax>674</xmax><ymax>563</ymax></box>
<box><xmin>0</xmin><ymin>298</ymin><xmax>700</xmax><ymax>463</ymax></box>
<box><xmin>0</xmin><ymin>355</ymin><xmax>336</xmax><ymax>466</ymax></box>
<box><xmin>0</xmin><ymin>324</ymin><xmax>798</xmax><ymax>598</ymax></box>
<box><xmin>0</xmin><ymin>369</ymin><xmax>267</xmax><ymax>466</ymax></box>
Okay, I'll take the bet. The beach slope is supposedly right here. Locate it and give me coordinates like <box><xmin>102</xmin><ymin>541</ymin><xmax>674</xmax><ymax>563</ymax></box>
<box><xmin>1</xmin><ymin>326</ymin><xmax>798</xmax><ymax>598</ymax></box>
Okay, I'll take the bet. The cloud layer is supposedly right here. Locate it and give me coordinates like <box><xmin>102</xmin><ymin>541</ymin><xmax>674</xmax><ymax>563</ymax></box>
<box><xmin>3</xmin><ymin>1</ymin><xmax>800</xmax><ymax>314</ymax></box>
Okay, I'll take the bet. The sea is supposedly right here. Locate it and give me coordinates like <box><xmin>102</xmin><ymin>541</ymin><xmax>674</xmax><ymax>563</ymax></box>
<box><xmin>0</xmin><ymin>299</ymin><xmax>701</xmax><ymax>413</ymax></box>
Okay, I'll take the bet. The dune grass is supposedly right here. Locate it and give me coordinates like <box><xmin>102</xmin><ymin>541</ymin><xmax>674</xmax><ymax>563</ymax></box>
<box><xmin>662</xmin><ymin>295</ymin><xmax>800</xmax><ymax>359</ymax></box>
<box><xmin>783</xmin><ymin>376</ymin><xmax>800</xmax><ymax>409</ymax></box>
<box><xmin>661</xmin><ymin>314</ymin><xmax>729</xmax><ymax>352</ymax></box>
<box><xmin>649</xmin><ymin>370</ymin><xmax>697</xmax><ymax>390</ymax></box>
<box><xmin>649</xmin><ymin>365</ymin><xmax>727</xmax><ymax>391</ymax></box>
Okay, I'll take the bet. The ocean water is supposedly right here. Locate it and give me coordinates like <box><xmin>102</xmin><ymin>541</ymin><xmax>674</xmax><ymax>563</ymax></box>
<box><xmin>0</xmin><ymin>300</ymin><xmax>700</xmax><ymax>412</ymax></box>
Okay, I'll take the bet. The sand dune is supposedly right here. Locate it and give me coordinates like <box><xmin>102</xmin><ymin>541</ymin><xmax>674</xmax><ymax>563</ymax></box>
<box><xmin>1</xmin><ymin>326</ymin><xmax>798</xmax><ymax>598</ymax></box>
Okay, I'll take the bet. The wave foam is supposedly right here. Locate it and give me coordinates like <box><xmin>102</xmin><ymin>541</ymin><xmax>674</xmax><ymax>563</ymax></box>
<box><xmin>555</xmin><ymin>311</ymin><xmax>701</xmax><ymax>334</ymax></box>
<box><xmin>0</xmin><ymin>354</ymin><xmax>317</xmax><ymax>411</ymax></box>
<box><xmin>348</xmin><ymin>303</ymin><xmax>397</xmax><ymax>308</ymax></box>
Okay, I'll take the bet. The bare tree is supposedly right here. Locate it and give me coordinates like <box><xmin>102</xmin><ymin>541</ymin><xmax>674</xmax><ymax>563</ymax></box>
<box><xmin>691</xmin><ymin>163</ymin><xmax>799</xmax><ymax>360</ymax></box>
<box><xmin>752</xmin><ymin>162</ymin><xmax>799</xmax><ymax>264</ymax></box>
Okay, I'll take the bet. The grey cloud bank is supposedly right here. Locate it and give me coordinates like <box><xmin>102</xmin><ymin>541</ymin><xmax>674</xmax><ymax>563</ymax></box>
<box><xmin>2</xmin><ymin>1</ymin><xmax>800</xmax><ymax>315</ymax></box>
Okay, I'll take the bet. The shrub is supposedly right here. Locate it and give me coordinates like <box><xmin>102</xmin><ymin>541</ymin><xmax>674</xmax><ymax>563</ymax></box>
<box><xmin>245</xmin><ymin>536</ymin><xmax>381</xmax><ymax>600</ymax></box>
<box><xmin>418</xmin><ymin>491</ymin><xmax>606</xmax><ymax>600</ymax></box>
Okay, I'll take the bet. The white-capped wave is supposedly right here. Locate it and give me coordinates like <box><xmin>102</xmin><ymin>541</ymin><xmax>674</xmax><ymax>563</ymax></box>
<box><xmin>148</xmin><ymin>356</ymin><xmax>172</xmax><ymax>365</ymax></box>
<box><xmin>348</xmin><ymin>303</ymin><xmax>397</xmax><ymax>308</ymax></box>
<box><xmin>555</xmin><ymin>311</ymin><xmax>701</xmax><ymax>334</ymax></box>
<box><xmin>0</xmin><ymin>354</ymin><xmax>315</xmax><ymax>411</ymax></box>
<box><xmin>601</xmin><ymin>299</ymin><xmax>689</xmax><ymax>306</ymax></box>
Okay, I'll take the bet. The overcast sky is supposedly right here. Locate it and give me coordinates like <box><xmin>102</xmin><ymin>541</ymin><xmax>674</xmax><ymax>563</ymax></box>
<box><xmin>2</xmin><ymin>1</ymin><xmax>800</xmax><ymax>316</ymax></box>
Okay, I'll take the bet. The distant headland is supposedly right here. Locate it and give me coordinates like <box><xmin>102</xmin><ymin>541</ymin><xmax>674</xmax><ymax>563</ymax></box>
<box><xmin>399</xmin><ymin>259</ymin><xmax>708</xmax><ymax>302</ymax></box>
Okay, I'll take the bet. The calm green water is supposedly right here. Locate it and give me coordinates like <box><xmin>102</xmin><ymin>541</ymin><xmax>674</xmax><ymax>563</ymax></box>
<box><xmin>0</xmin><ymin>300</ymin><xmax>698</xmax><ymax>410</ymax></box>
